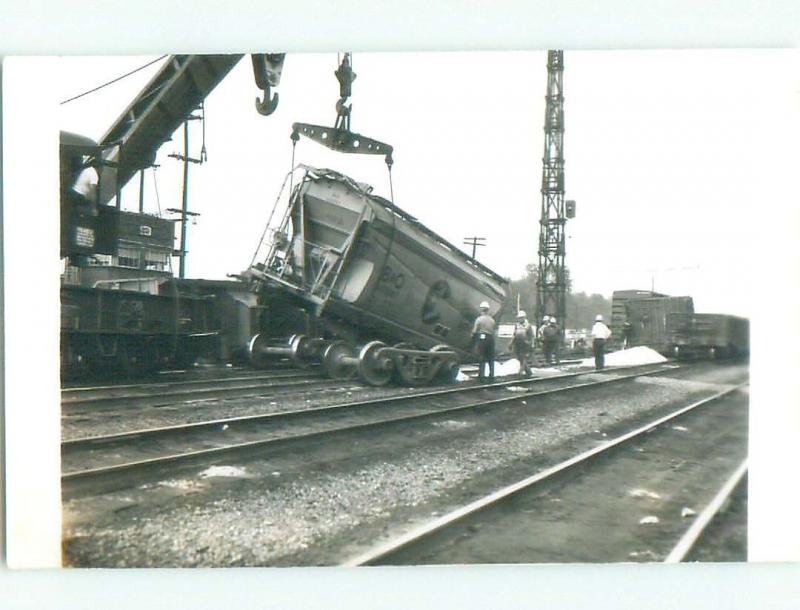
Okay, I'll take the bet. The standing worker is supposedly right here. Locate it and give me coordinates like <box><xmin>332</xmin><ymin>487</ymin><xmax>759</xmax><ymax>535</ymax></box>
<box><xmin>472</xmin><ymin>301</ymin><xmax>496</xmax><ymax>381</ymax></box>
<box><xmin>538</xmin><ymin>315</ymin><xmax>550</xmax><ymax>340</ymax></box>
<box><xmin>541</xmin><ymin>315</ymin><xmax>560</xmax><ymax>366</ymax></box>
<box><xmin>622</xmin><ymin>320</ymin><xmax>633</xmax><ymax>349</ymax></box>
<box><xmin>510</xmin><ymin>310</ymin><xmax>534</xmax><ymax>377</ymax></box>
<box><xmin>537</xmin><ymin>316</ymin><xmax>549</xmax><ymax>363</ymax></box>
<box><xmin>591</xmin><ymin>314</ymin><xmax>612</xmax><ymax>370</ymax></box>
<box><xmin>549</xmin><ymin>317</ymin><xmax>561</xmax><ymax>365</ymax></box>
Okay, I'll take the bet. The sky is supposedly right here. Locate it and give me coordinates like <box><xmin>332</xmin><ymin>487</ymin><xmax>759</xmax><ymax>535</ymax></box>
<box><xmin>56</xmin><ymin>50</ymin><xmax>800</xmax><ymax>318</ymax></box>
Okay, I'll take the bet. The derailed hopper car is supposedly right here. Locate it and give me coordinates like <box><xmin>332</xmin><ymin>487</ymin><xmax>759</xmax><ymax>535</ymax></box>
<box><xmin>245</xmin><ymin>167</ymin><xmax>509</xmax><ymax>385</ymax></box>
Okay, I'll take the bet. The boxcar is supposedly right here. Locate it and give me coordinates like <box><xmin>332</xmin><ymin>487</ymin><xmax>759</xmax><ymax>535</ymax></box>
<box><xmin>624</xmin><ymin>296</ymin><xmax>695</xmax><ymax>356</ymax></box>
<box><xmin>610</xmin><ymin>289</ymin><xmax>667</xmax><ymax>346</ymax></box>
<box><xmin>666</xmin><ymin>313</ymin><xmax>750</xmax><ymax>359</ymax></box>
<box><xmin>246</xmin><ymin>167</ymin><xmax>510</xmax><ymax>384</ymax></box>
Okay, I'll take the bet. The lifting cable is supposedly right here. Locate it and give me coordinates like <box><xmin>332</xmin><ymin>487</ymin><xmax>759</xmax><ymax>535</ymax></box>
<box><xmin>60</xmin><ymin>55</ymin><xmax>168</xmax><ymax>105</ymax></box>
<box><xmin>151</xmin><ymin>166</ymin><xmax>175</xmax><ymax>275</ymax></box>
<box><xmin>387</xmin><ymin>160</ymin><xmax>395</xmax><ymax>204</ymax></box>
<box><xmin>377</xmin><ymin>158</ymin><xmax>397</xmax><ymax>286</ymax></box>
<box><xmin>152</xmin><ymin>166</ymin><xmax>163</xmax><ymax>216</ymax></box>
<box><xmin>289</xmin><ymin>130</ymin><xmax>298</xmax><ymax>196</ymax></box>
<box><xmin>199</xmin><ymin>102</ymin><xmax>208</xmax><ymax>163</ymax></box>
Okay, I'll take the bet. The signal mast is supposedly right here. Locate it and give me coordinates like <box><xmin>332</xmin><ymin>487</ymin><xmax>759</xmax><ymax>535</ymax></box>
<box><xmin>535</xmin><ymin>50</ymin><xmax>573</xmax><ymax>329</ymax></box>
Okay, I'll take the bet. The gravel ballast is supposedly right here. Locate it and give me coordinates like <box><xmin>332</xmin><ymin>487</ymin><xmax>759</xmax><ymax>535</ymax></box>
<box><xmin>63</xmin><ymin>364</ymin><xmax>748</xmax><ymax>567</ymax></box>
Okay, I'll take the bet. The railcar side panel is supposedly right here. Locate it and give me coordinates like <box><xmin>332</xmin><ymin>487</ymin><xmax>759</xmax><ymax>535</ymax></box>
<box><xmin>610</xmin><ymin>289</ymin><xmax>667</xmax><ymax>344</ymax></box>
<box><xmin>61</xmin><ymin>285</ymin><xmax>218</xmax><ymax>375</ymax></box>
<box><xmin>335</xmin><ymin>221</ymin><xmax>503</xmax><ymax>353</ymax></box>
<box><xmin>625</xmin><ymin>296</ymin><xmax>694</xmax><ymax>355</ymax></box>
<box><xmin>667</xmin><ymin>313</ymin><xmax>749</xmax><ymax>358</ymax></box>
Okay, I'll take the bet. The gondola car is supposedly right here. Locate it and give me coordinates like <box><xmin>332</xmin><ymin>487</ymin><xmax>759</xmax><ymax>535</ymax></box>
<box><xmin>245</xmin><ymin>167</ymin><xmax>510</xmax><ymax>385</ymax></box>
<box><xmin>60</xmin><ymin>281</ymin><xmax>217</xmax><ymax>377</ymax></box>
<box><xmin>666</xmin><ymin>313</ymin><xmax>750</xmax><ymax>360</ymax></box>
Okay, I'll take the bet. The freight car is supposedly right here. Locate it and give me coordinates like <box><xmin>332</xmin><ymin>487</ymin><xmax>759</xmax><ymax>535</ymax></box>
<box><xmin>622</xmin><ymin>295</ymin><xmax>695</xmax><ymax>356</ymax></box>
<box><xmin>610</xmin><ymin>290</ymin><xmax>749</xmax><ymax>361</ymax></box>
<box><xmin>60</xmin><ymin>282</ymin><xmax>217</xmax><ymax>377</ymax></box>
<box><xmin>666</xmin><ymin>313</ymin><xmax>750</xmax><ymax>360</ymax></box>
<box><xmin>244</xmin><ymin>166</ymin><xmax>510</xmax><ymax>385</ymax></box>
<box><xmin>610</xmin><ymin>289</ymin><xmax>667</xmax><ymax>347</ymax></box>
<box><xmin>60</xmin><ymin>266</ymin><xmax>313</xmax><ymax>378</ymax></box>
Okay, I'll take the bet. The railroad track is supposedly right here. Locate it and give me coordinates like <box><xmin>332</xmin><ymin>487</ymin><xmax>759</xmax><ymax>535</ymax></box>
<box><xmin>61</xmin><ymin>369</ymin><xmax>328</xmax><ymax>412</ymax></box>
<box><xmin>664</xmin><ymin>458</ymin><xmax>748</xmax><ymax>562</ymax></box>
<box><xmin>340</xmin><ymin>382</ymin><xmax>748</xmax><ymax>565</ymax></box>
<box><xmin>62</xmin><ymin>362</ymin><xmax>680</xmax><ymax>499</ymax></box>
<box><xmin>61</xmin><ymin>363</ymin><xmax>302</xmax><ymax>389</ymax></box>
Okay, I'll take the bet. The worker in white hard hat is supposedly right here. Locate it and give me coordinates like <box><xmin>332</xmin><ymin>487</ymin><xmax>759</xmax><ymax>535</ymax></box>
<box><xmin>591</xmin><ymin>314</ymin><xmax>612</xmax><ymax>370</ymax></box>
<box><xmin>538</xmin><ymin>315</ymin><xmax>550</xmax><ymax>341</ymax></box>
<box><xmin>541</xmin><ymin>315</ymin><xmax>561</xmax><ymax>366</ymax></box>
<box><xmin>472</xmin><ymin>301</ymin><xmax>496</xmax><ymax>381</ymax></box>
<box><xmin>510</xmin><ymin>310</ymin><xmax>534</xmax><ymax>377</ymax></box>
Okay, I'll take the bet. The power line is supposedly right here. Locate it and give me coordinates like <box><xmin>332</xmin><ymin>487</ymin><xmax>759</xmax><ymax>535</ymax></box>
<box><xmin>60</xmin><ymin>55</ymin><xmax>168</xmax><ymax>105</ymax></box>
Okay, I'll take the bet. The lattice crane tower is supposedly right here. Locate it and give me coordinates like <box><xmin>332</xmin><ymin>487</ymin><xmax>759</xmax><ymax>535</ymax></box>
<box><xmin>535</xmin><ymin>50</ymin><xmax>569</xmax><ymax>329</ymax></box>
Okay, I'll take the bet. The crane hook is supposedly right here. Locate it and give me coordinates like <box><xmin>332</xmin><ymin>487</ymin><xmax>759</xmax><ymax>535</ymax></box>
<box><xmin>334</xmin><ymin>53</ymin><xmax>356</xmax><ymax>131</ymax></box>
<box><xmin>251</xmin><ymin>53</ymin><xmax>286</xmax><ymax>116</ymax></box>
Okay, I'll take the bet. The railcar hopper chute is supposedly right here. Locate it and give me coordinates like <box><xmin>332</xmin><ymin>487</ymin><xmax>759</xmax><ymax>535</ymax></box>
<box><xmin>244</xmin><ymin>167</ymin><xmax>509</xmax><ymax>385</ymax></box>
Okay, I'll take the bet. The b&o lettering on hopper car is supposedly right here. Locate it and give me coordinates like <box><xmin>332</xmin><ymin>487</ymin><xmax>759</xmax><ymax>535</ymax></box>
<box><xmin>422</xmin><ymin>280</ymin><xmax>451</xmax><ymax>325</ymax></box>
<box><xmin>378</xmin><ymin>264</ymin><xmax>405</xmax><ymax>294</ymax></box>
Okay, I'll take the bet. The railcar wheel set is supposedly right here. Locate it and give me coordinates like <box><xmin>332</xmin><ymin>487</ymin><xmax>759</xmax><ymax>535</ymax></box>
<box><xmin>248</xmin><ymin>334</ymin><xmax>460</xmax><ymax>386</ymax></box>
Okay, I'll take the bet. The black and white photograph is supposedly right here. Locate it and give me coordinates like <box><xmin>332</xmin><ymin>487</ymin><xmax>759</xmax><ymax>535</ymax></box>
<box><xmin>2</xmin><ymin>0</ymin><xmax>800</xmax><ymax>606</ymax></box>
<box><xmin>36</xmin><ymin>48</ymin><xmax>772</xmax><ymax>566</ymax></box>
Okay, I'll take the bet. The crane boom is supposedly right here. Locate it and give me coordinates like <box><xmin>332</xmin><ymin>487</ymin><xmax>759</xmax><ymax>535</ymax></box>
<box><xmin>95</xmin><ymin>54</ymin><xmax>243</xmax><ymax>206</ymax></box>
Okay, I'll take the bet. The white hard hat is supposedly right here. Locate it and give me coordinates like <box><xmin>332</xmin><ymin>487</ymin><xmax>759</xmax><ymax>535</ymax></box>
<box><xmin>517</xmin><ymin>310</ymin><xmax>526</xmax><ymax>318</ymax></box>
<box><xmin>479</xmin><ymin>301</ymin><xmax>490</xmax><ymax>310</ymax></box>
<box><xmin>550</xmin><ymin>317</ymin><xmax>557</xmax><ymax>323</ymax></box>
<box><xmin>595</xmin><ymin>314</ymin><xmax>604</xmax><ymax>321</ymax></box>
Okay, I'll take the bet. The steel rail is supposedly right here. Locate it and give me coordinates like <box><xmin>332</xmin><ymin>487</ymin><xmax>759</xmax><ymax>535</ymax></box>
<box><xmin>62</xmin><ymin>370</ymin><xmax>319</xmax><ymax>403</ymax></box>
<box><xmin>663</xmin><ymin>458</ymin><xmax>748</xmax><ymax>563</ymax></box>
<box><xmin>61</xmin><ymin>377</ymin><xmax>333</xmax><ymax>413</ymax></box>
<box><xmin>61</xmin><ymin>364</ymin><xmax>679</xmax><ymax>495</ymax></box>
<box><xmin>341</xmin><ymin>382</ymin><xmax>748</xmax><ymax>566</ymax></box>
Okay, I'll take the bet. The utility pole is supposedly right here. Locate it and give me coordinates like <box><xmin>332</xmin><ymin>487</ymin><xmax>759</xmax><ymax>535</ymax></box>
<box><xmin>463</xmin><ymin>236</ymin><xmax>486</xmax><ymax>260</ymax></box>
<box><xmin>168</xmin><ymin>115</ymin><xmax>204</xmax><ymax>278</ymax></box>
<box><xmin>138</xmin><ymin>169</ymin><xmax>145</xmax><ymax>213</ymax></box>
<box><xmin>536</xmin><ymin>50</ymin><xmax>569</xmax><ymax>328</ymax></box>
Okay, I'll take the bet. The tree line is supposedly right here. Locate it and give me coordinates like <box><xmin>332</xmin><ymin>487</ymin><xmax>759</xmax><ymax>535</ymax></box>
<box><xmin>505</xmin><ymin>263</ymin><xmax>612</xmax><ymax>330</ymax></box>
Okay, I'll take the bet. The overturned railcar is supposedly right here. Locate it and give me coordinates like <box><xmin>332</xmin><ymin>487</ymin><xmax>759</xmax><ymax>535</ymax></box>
<box><xmin>246</xmin><ymin>167</ymin><xmax>509</xmax><ymax>385</ymax></box>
